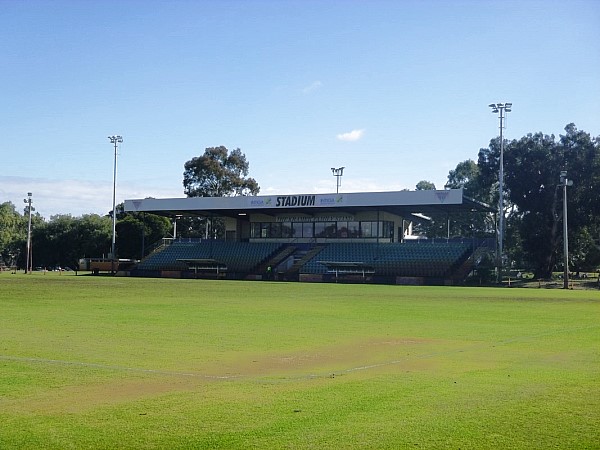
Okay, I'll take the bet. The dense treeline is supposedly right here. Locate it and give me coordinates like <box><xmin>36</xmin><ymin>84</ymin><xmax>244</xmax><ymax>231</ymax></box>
<box><xmin>1</xmin><ymin>128</ymin><xmax>598</xmax><ymax>278</ymax></box>
<box><xmin>0</xmin><ymin>205</ymin><xmax>171</xmax><ymax>270</ymax></box>
<box><xmin>416</xmin><ymin>124</ymin><xmax>600</xmax><ymax>278</ymax></box>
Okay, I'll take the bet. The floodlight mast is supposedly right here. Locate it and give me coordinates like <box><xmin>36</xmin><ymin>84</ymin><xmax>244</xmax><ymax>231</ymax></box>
<box><xmin>489</xmin><ymin>103</ymin><xmax>511</xmax><ymax>284</ymax></box>
<box><xmin>108</xmin><ymin>135</ymin><xmax>123</xmax><ymax>274</ymax></box>
<box><xmin>23</xmin><ymin>192</ymin><xmax>34</xmax><ymax>273</ymax></box>
<box><xmin>331</xmin><ymin>167</ymin><xmax>345</xmax><ymax>194</ymax></box>
<box><xmin>560</xmin><ymin>171</ymin><xmax>573</xmax><ymax>289</ymax></box>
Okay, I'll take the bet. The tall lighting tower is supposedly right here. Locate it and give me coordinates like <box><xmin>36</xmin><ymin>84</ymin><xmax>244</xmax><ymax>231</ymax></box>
<box><xmin>108</xmin><ymin>135</ymin><xmax>123</xmax><ymax>273</ymax></box>
<box><xmin>560</xmin><ymin>171</ymin><xmax>573</xmax><ymax>289</ymax></box>
<box><xmin>331</xmin><ymin>167</ymin><xmax>345</xmax><ymax>193</ymax></box>
<box><xmin>489</xmin><ymin>102</ymin><xmax>512</xmax><ymax>284</ymax></box>
<box><xmin>23</xmin><ymin>192</ymin><xmax>34</xmax><ymax>273</ymax></box>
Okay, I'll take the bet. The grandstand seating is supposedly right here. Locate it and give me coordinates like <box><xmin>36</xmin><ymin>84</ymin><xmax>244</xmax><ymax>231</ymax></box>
<box><xmin>134</xmin><ymin>240</ymin><xmax>474</xmax><ymax>283</ymax></box>
<box><xmin>300</xmin><ymin>242</ymin><xmax>472</xmax><ymax>278</ymax></box>
<box><xmin>135</xmin><ymin>241</ymin><xmax>283</xmax><ymax>273</ymax></box>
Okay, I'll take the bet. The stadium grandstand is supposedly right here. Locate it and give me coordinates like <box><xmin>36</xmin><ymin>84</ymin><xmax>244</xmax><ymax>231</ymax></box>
<box><xmin>123</xmin><ymin>189</ymin><xmax>493</xmax><ymax>285</ymax></box>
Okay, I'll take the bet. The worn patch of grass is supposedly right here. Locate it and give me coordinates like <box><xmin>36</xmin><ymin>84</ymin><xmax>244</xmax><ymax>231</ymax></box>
<box><xmin>0</xmin><ymin>272</ymin><xmax>598</xmax><ymax>449</ymax></box>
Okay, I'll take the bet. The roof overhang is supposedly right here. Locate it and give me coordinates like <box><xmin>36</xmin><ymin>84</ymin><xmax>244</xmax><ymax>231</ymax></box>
<box><xmin>123</xmin><ymin>189</ymin><xmax>493</xmax><ymax>219</ymax></box>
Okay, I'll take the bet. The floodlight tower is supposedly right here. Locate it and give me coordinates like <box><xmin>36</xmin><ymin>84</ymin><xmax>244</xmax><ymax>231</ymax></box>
<box><xmin>23</xmin><ymin>192</ymin><xmax>34</xmax><ymax>273</ymax></box>
<box><xmin>331</xmin><ymin>167</ymin><xmax>345</xmax><ymax>193</ymax></box>
<box><xmin>108</xmin><ymin>135</ymin><xmax>123</xmax><ymax>273</ymax></box>
<box><xmin>560</xmin><ymin>171</ymin><xmax>573</xmax><ymax>289</ymax></box>
<box><xmin>489</xmin><ymin>102</ymin><xmax>512</xmax><ymax>283</ymax></box>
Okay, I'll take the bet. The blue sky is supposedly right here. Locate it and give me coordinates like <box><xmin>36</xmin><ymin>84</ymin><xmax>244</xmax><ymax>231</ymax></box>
<box><xmin>1</xmin><ymin>0</ymin><xmax>599</xmax><ymax>218</ymax></box>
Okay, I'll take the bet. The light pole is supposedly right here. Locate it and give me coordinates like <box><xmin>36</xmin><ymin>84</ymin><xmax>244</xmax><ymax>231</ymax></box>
<box><xmin>108</xmin><ymin>135</ymin><xmax>123</xmax><ymax>273</ymax></box>
<box><xmin>23</xmin><ymin>192</ymin><xmax>34</xmax><ymax>273</ymax></box>
<box><xmin>331</xmin><ymin>167</ymin><xmax>345</xmax><ymax>193</ymax></box>
<box><xmin>173</xmin><ymin>215</ymin><xmax>182</xmax><ymax>241</ymax></box>
<box><xmin>489</xmin><ymin>102</ymin><xmax>512</xmax><ymax>283</ymax></box>
<box><xmin>560</xmin><ymin>171</ymin><xmax>573</xmax><ymax>289</ymax></box>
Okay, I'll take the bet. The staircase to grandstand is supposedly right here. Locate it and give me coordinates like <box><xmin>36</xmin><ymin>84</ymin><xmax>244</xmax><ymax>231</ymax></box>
<box><xmin>131</xmin><ymin>239</ymin><xmax>489</xmax><ymax>285</ymax></box>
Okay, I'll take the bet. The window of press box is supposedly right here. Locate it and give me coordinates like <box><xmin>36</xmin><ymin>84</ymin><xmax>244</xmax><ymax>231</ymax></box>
<box><xmin>250</xmin><ymin>220</ymin><xmax>393</xmax><ymax>239</ymax></box>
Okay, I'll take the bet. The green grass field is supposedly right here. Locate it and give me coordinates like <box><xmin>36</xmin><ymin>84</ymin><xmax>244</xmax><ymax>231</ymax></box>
<box><xmin>0</xmin><ymin>272</ymin><xmax>598</xmax><ymax>449</ymax></box>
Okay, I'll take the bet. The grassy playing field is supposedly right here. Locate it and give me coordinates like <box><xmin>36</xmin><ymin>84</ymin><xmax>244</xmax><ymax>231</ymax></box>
<box><xmin>0</xmin><ymin>272</ymin><xmax>598</xmax><ymax>449</ymax></box>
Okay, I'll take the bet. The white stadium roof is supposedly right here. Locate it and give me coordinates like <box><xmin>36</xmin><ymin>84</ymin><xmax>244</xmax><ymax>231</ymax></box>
<box><xmin>124</xmin><ymin>189</ymin><xmax>492</xmax><ymax>219</ymax></box>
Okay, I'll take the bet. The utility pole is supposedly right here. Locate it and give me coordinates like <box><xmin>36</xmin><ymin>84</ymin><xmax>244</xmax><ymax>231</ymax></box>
<box><xmin>489</xmin><ymin>103</ymin><xmax>512</xmax><ymax>284</ymax></box>
<box><xmin>108</xmin><ymin>135</ymin><xmax>123</xmax><ymax>274</ymax></box>
<box><xmin>23</xmin><ymin>192</ymin><xmax>34</xmax><ymax>273</ymax></box>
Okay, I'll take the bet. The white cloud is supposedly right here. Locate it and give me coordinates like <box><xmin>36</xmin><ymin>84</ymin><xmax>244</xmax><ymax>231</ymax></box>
<box><xmin>336</xmin><ymin>129</ymin><xmax>365</xmax><ymax>142</ymax></box>
<box><xmin>302</xmin><ymin>80</ymin><xmax>322</xmax><ymax>94</ymax></box>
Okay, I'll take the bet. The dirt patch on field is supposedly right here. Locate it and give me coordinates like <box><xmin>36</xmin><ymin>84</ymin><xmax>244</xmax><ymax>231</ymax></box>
<box><xmin>7</xmin><ymin>377</ymin><xmax>204</xmax><ymax>414</ymax></box>
<box><xmin>5</xmin><ymin>336</ymin><xmax>441</xmax><ymax>414</ymax></box>
<box><xmin>212</xmin><ymin>336</ymin><xmax>437</xmax><ymax>379</ymax></box>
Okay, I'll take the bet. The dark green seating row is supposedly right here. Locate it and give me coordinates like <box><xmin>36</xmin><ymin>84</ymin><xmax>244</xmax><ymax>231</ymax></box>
<box><xmin>300</xmin><ymin>242</ymin><xmax>471</xmax><ymax>278</ymax></box>
<box><xmin>137</xmin><ymin>241</ymin><xmax>282</xmax><ymax>272</ymax></box>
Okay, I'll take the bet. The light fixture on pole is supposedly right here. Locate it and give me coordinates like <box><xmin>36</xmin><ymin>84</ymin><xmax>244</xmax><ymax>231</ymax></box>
<box><xmin>173</xmin><ymin>214</ymin><xmax>182</xmax><ymax>241</ymax></box>
<box><xmin>23</xmin><ymin>192</ymin><xmax>34</xmax><ymax>274</ymax></box>
<box><xmin>108</xmin><ymin>135</ymin><xmax>123</xmax><ymax>274</ymax></box>
<box><xmin>489</xmin><ymin>102</ymin><xmax>512</xmax><ymax>284</ymax></box>
<box><xmin>331</xmin><ymin>167</ymin><xmax>345</xmax><ymax>194</ymax></box>
<box><xmin>560</xmin><ymin>171</ymin><xmax>573</xmax><ymax>290</ymax></box>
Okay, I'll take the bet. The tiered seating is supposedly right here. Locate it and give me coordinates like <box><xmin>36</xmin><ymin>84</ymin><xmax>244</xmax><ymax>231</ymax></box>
<box><xmin>136</xmin><ymin>241</ymin><xmax>282</xmax><ymax>273</ymax></box>
<box><xmin>136</xmin><ymin>241</ymin><xmax>473</xmax><ymax>281</ymax></box>
<box><xmin>375</xmin><ymin>242</ymin><xmax>470</xmax><ymax>277</ymax></box>
<box><xmin>300</xmin><ymin>242</ymin><xmax>472</xmax><ymax>278</ymax></box>
<box><xmin>301</xmin><ymin>243</ymin><xmax>377</xmax><ymax>274</ymax></box>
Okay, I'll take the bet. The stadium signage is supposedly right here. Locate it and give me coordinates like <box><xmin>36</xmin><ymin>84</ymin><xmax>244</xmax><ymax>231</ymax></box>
<box><xmin>250</xmin><ymin>197</ymin><xmax>272</xmax><ymax>207</ymax></box>
<box><xmin>276</xmin><ymin>215</ymin><xmax>355</xmax><ymax>223</ymax></box>
<box><xmin>276</xmin><ymin>195</ymin><xmax>315</xmax><ymax>207</ymax></box>
<box><xmin>318</xmin><ymin>195</ymin><xmax>343</xmax><ymax>205</ymax></box>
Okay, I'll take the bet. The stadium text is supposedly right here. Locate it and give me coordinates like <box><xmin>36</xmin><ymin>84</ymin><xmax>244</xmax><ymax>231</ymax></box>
<box><xmin>276</xmin><ymin>195</ymin><xmax>316</xmax><ymax>207</ymax></box>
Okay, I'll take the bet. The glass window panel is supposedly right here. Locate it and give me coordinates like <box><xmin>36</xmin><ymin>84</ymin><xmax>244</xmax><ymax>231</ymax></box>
<box><xmin>281</xmin><ymin>223</ymin><xmax>293</xmax><ymax>238</ymax></box>
<box><xmin>292</xmin><ymin>222</ymin><xmax>303</xmax><ymax>237</ymax></box>
<box><xmin>251</xmin><ymin>223</ymin><xmax>261</xmax><ymax>238</ymax></box>
<box><xmin>303</xmin><ymin>222</ymin><xmax>313</xmax><ymax>237</ymax></box>
<box><xmin>271</xmin><ymin>222</ymin><xmax>282</xmax><ymax>238</ymax></box>
<box><xmin>337</xmin><ymin>221</ymin><xmax>349</xmax><ymax>238</ymax></box>
<box><xmin>383</xmin><ymin>221</ymin><xmax>394</xmax><ymax>238</ymax></box>
<box><xmin>348</xmin><ymin>221</ymin><xmax>360</xmax><ymax>238</ymax></box>
<box><xmin>324</xmin><ymin>222</ymin><xmax>337</xmax><ymax>238</ymax></box>
<box><xmin>261</xmin><ymin>223</ymin><xmax>270</xmax><ymax>238</ymax></box>
<box><xmin>314</xmin><ymin>222</ymin><xmax>325</xmax><ymax>237</ymax></box>
<box><xmin>361</xmin><ymin>221</ymin><xmax>372</xmax><ymax>238</ymax></box>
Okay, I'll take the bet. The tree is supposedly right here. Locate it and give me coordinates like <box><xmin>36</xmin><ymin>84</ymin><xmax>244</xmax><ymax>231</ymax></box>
<box><xmin>445</xmin><ymin>159</ymin><xmax>493</xmax><ymax>202</ymax></box>
<box><xmin>30</xmin><ymin>214</ymin><xmax>112</xmax><ymax>269</ymax></box>
<box><xmin>32</xmin><ymin>215</ymin><xmax>75</xmax><ymax>269</ymax></box>
<box><xmin>559</xmin><ymin>124</ymin><xmax>600</xmax><ymax>271</ymax></box>
<box><xmin>18</xmin><ymin>209</ymin><xmax>45</xmax><ymax>269</ymax></box>
<box><xmin>445</xmin><ymin>160</ymin><xmax>495</xmax><ymax>239</ymax></box>
<box><xmin>412</xmin><ymin>181</ymin><xmax>441</xmax><ymax>237</ymax></box>
<box><xmin>415</xmin><ymin>180</ymin><xmax>436</xmax><ymax>191</ymax></box>
<box><xmin>0</xmin><ymin>202</ymin><xmax>25</xmax><ymax>267</ymax></box>
<box><xmin>414</xmin><ymin>171</ymin><xmax>492</xmax><ymax>240</ymax></box>
<box><xmin>182</xmin><ymin>146</ymin><xmax>260</xmax><ymax>239</ymax></box>
<box><xmin>116</xmin><ymin>212</ymin><xmax>171</xmax><ymax>259</ymax></box>
<box><xmin>183</xmin><ymin>146</ymin><xmax>260</xmax><ymax>197</ymax></box>
<box><xmin>75</xmin><ymin>214</ymin><xmax>112</xmax><ymax>262</ymax></box>
<box><xmin>478</xmin><ymin>124</ymin><xmax>600</xmax><ymax>278</ymax></box>
<box><xmin>503</xmin><ymin>132</ymin><xmax>564</xmax><ymax>276</ymax></box>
